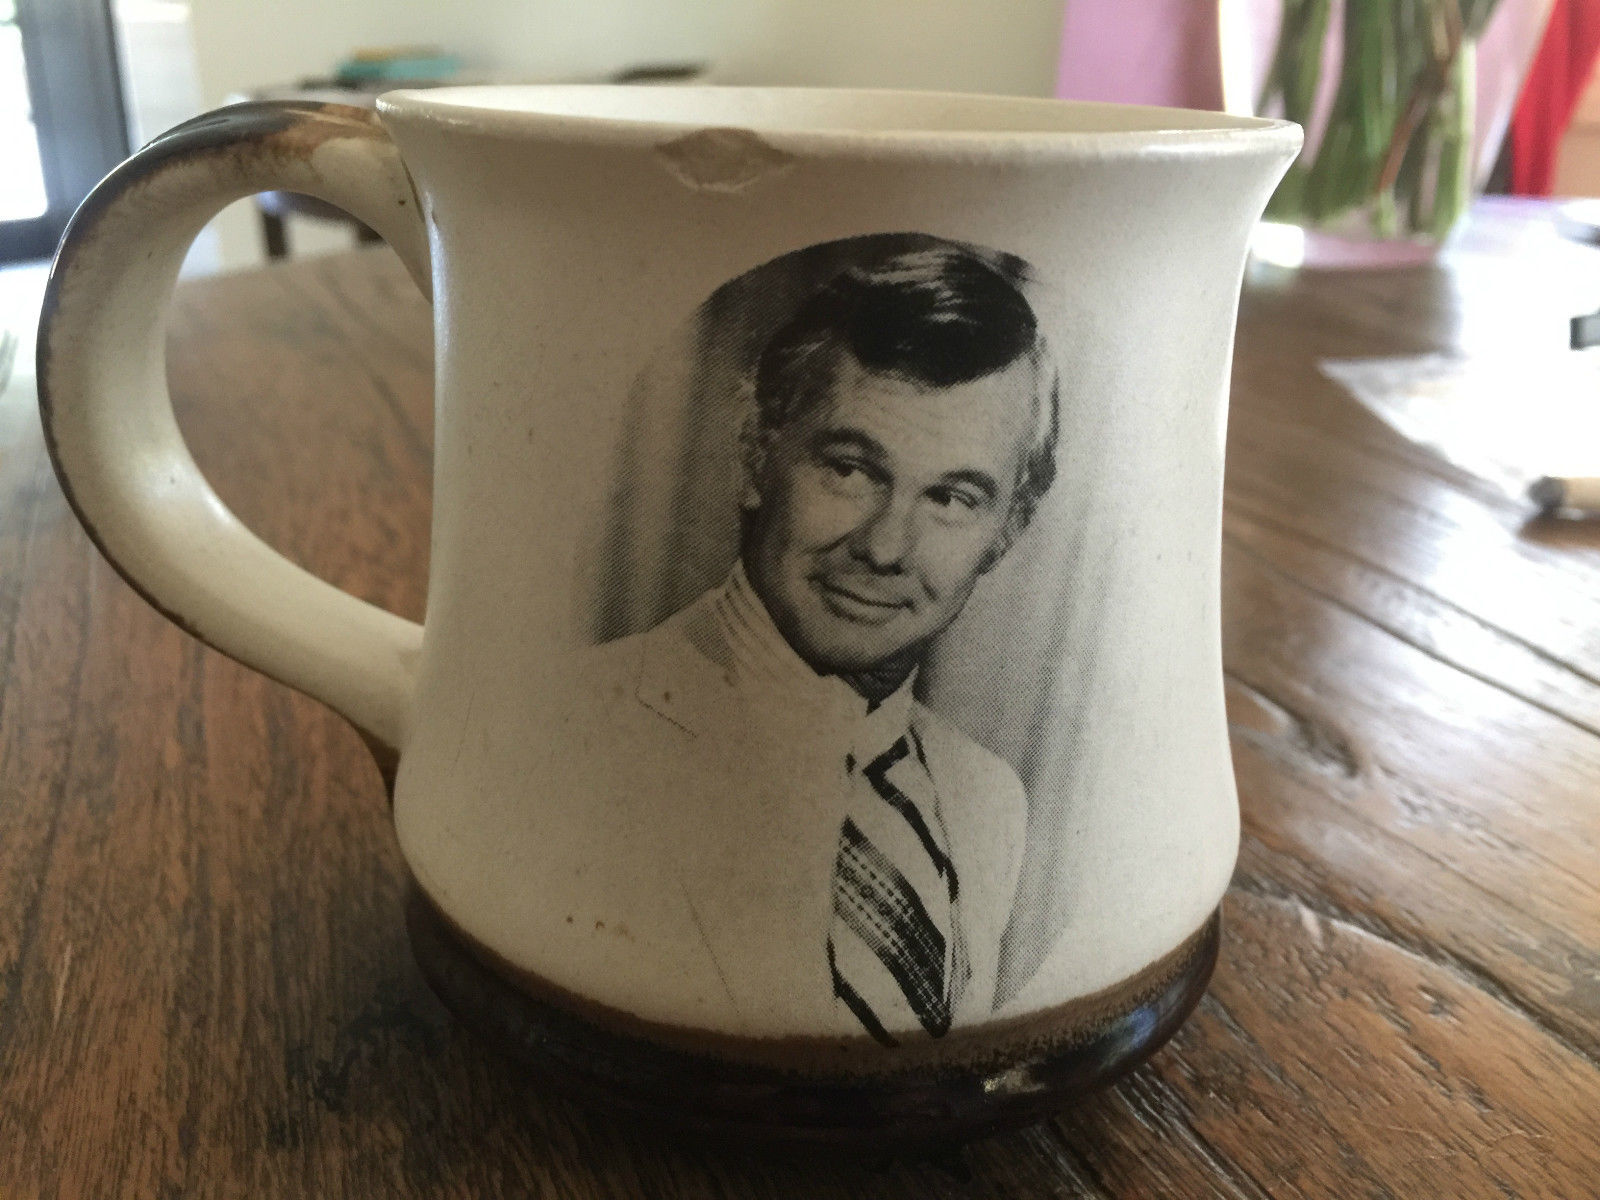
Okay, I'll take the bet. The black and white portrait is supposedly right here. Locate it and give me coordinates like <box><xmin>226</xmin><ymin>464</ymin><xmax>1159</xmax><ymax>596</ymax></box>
<box><xmin>567</xmin><ymin>235</ymin><xmax>1063</xmax><ymax>1046</ymax></box>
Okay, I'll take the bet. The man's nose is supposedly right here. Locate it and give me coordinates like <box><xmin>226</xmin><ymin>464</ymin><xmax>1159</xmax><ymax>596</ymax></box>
<box><xmin>851</xmin><ymin>497</ymin><xmax>916</xmax><ymax>571</ymax></box>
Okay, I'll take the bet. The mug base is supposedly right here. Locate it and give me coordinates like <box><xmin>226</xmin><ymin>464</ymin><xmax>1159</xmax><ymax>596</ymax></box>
<box><xmin>405</xmin><ymin>884</ymin><xmax>1218</xmax><ymax>1144</ymax></box>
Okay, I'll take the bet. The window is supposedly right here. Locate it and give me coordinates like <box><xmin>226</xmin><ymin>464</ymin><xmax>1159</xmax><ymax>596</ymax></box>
<box><xmin>2</xmin><ymin>0</ymin><xmax>128</xmax><ymax>262</ymax></box>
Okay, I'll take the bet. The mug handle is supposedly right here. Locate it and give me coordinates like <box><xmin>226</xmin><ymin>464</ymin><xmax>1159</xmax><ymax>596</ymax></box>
<box><xmin>37</xmin><ymin>101</ymin><xmax>433</xmax><ymax>785</ymax></box>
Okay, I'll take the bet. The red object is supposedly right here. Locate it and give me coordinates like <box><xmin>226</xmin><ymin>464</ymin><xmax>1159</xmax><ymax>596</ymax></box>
<box><xmin>1510</xmin><ymin>0</ymin><xmax>1600</xmax><ymax>194</ymax></box>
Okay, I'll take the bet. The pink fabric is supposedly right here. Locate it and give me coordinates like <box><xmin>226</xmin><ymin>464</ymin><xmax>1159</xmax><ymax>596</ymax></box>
<box><xmin>1055</xmin><ymin>0</ymin><xmax>1223</xmax><ymax>109</ymax></box>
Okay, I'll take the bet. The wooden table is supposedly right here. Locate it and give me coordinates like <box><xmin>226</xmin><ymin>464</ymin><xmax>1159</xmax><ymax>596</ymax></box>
<box><xmin>4</xmin><ymin>200</ymin><xmax>1599</xmax><ymax>1196</ymax></box>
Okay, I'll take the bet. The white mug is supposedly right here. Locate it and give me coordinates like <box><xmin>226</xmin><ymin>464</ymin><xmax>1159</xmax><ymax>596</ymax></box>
<box><xmin>38</xmin><ymin>86</ymin><xmax>1298</xmax><ymax>1139</ymax></box>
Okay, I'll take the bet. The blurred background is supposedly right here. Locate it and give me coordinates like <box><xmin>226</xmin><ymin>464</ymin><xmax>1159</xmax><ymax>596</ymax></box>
<box><xmin>3</xmin><ymin>0</ymin><xmax>1599</xmax><ymax>534</ymax></box>
<box><xmin>4</xmin><ymin>0</ymin><xmax>1068</xmax><ymax>275</ymax></box>
<box><xmin>3</xmin><ymin>0</ymin><xmax>1597</xmax><ymax>281</ymax></box>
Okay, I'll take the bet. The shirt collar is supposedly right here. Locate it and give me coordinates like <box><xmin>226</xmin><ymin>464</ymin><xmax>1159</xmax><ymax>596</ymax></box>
<box><xmin>711</xmin><ymin>560</ymin><xmax>917</xmax><ymax>751</ymax></box>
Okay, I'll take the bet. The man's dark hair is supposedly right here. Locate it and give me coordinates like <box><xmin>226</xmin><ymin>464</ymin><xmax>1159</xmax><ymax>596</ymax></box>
<box><xmin>752</xmin><ymin>244</ymin><xmax>1060</xmax><ymax>528</ymax></box>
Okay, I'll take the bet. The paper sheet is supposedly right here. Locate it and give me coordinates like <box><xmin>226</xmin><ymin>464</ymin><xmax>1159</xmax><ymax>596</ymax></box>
<box><xmin>1320</xmin><ymin>352</ymin><xmax>1600</xmax><ymax>497</ymax></box>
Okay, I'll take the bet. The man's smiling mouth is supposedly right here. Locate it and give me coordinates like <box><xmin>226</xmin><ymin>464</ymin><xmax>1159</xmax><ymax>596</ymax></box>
<box><xmin>814</xmin><ymin>578</ymin><xmax>909</xmax><ymax>623</ymax></box>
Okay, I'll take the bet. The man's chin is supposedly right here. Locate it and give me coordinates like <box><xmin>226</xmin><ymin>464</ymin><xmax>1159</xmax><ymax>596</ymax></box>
<box><xmin>790</xmin><ymin>622</ymin><xmax>919</xmax><ymax>678</ymax></box>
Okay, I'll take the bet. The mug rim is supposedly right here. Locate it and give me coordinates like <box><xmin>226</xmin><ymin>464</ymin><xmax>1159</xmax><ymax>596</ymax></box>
<box><xmin>377</xmin><ymin>84</ymin><xmax>1301</xmax><ymax>162</ymax></box>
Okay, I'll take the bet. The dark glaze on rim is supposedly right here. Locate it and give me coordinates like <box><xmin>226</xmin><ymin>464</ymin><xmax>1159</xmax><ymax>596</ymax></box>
<box><xmin>406</xmin><ymin>883</ymin><xmax>1219</xmax><ymax>1143</ymax></box>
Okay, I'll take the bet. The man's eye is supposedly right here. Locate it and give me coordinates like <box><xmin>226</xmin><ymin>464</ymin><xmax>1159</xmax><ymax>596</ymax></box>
<box><xmin>821</xmin><ymin>457</ymin><xmax>874</xmax><ymax>485</ymax></box>
<box><xmin>930</xmin><ymin>487</ymin><xmax>982</xmax><ymax>511</ymax></box>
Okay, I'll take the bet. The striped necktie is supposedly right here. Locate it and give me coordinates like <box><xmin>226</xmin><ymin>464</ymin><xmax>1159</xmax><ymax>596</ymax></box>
<box><xmin>828</xmin><ymin>730</ymin><xmax>963</xmax><ymax>1046</ymax></box>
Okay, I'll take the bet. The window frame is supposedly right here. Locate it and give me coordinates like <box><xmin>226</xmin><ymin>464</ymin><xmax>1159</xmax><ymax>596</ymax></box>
<box><xmin>2</xmin><ymin>0</ymin><xmax>129</xmax><ymax>262</ymax></box>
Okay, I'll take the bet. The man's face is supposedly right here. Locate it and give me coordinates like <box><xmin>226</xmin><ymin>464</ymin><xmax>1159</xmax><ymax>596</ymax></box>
<box><xmin>744</xmin><ymin>350</ymin><xmax>1039</xmax><ymax>676</ymax></box>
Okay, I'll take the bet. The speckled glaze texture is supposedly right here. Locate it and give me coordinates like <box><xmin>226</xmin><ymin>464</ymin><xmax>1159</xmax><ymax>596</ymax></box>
<box><xmin>37</xmin><ymin>89</ymin><xmax>1298</xmax><ymax>1138</ymax></box>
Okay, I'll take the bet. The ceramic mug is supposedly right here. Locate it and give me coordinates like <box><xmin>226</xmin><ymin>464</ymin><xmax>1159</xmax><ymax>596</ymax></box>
<box><xmin>38</xmin><ymin>86</ymin><xmax>1298</xmax><ymax>1139</ymax></box>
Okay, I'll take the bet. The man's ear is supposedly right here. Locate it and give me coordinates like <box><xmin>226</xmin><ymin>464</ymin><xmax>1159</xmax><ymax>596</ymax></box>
<box><xmin>739</xmin><ymin>416</ymin><xmax>767</xmax><ymax>512</ymax></box>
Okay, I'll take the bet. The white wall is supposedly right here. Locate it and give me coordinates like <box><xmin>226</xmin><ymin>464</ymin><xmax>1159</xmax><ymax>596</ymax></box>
<box><xmin>115</xmin><ymin>0</ymin><xmax>221</xmax><ymax>273</ymax></box>
<box><xmin>718</xmin><ymin>0</ymin><xmax>1064</xmax><ymax>95</ymax></box>
<box><xmin>186</xmin><ymin>0</ymin><xmax>1064</xmax><ymax>105</ymax></box>
<box><xmin>158</xmin><ymin>0</ymin><xmax>1064</xmax><ymax>271</ymax></box>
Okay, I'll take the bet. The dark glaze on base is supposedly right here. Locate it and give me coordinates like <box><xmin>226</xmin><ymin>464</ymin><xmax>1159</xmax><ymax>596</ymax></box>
<box><xmin>406</xmin><ymin>884</ymin><xmax>1219</xmax><ymax>1142</ymax></box>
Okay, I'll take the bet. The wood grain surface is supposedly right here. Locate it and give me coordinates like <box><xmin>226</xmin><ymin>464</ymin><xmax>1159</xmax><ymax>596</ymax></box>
<box><xmin>3</xmin><ymin>200</ymin><xmax>1598</xmax><ymax>1197</ymax></box>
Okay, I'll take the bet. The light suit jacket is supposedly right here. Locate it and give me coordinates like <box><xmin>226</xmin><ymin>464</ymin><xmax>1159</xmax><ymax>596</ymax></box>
<box><xmin>527</xmin><ymin>583</ymin><xmax>1028</xmax><ymax>1040</ymax></box>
